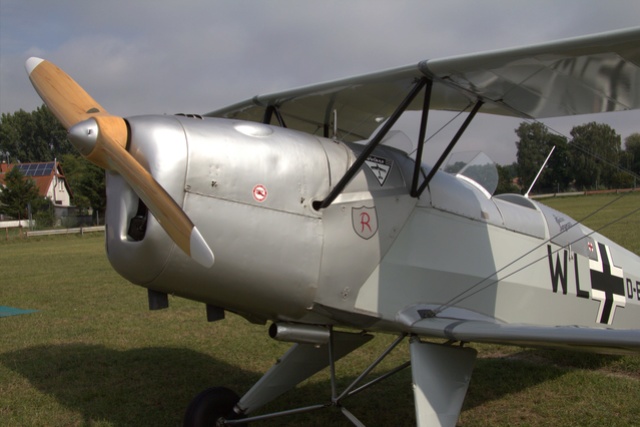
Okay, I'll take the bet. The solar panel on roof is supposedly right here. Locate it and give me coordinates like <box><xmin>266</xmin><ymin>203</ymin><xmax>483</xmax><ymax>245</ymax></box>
<box><xmin>16</xmin><ymin>164</ymin><xmax>29</xmax><ymax>175</ymax></box>
<box><xmin>16</xmin><ymin>162</ymin><xmax>55</xmax><ymax>176</ymax></box>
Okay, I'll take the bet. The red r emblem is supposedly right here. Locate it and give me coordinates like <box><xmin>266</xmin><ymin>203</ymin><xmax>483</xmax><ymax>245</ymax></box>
<box><xmin>252</xmin><ymin>184</ymin><xmax>268</xmax><ymax>202</ymax></box>
<box><xmin>352</xmin><ymin>206</ymin><xmax>378</xmax><ymax>240</ymax></box>
<box><xmin>360</xmin><ymin>212</ymin><xmax>372</xmax><ymax>233</ymax></box>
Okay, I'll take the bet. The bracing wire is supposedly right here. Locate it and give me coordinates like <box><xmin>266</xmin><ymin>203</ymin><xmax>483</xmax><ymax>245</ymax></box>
<box><xmin>409</xmin><ymin>104</ymin><xmax>473</xmax><ymax>158</ymax></box>
<box><xmin>433</xmin><ymin>194</ymin><xmax>639</xmax><ymax>314</ymax></box>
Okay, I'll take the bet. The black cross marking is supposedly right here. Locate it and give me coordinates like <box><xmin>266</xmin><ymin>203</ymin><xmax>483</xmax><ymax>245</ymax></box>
<box><xmin>590</xmin><ymin>243</ymin><xmax>625</xmax><ymax>325</ymax></box>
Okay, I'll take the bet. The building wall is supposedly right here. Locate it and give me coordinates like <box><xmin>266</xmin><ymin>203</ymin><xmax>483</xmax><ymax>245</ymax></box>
<box><xmin>48</xmin><ymin>175</ymin><xmax>72</xmax><ymax>206</ymax></box>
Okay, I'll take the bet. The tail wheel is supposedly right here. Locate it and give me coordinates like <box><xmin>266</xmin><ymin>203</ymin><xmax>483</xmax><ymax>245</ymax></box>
<box><xmin>183</xmin><ymin>387</ymin><xmax>245</xmax><ymax>427</ymax></box>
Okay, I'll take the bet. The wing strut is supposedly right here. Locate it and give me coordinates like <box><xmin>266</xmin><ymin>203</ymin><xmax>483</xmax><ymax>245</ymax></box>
<box><xmin>411</xmin><ymin>79</ymin><xmax>434</xmax><ymax>197</ymax></box>
<box><xmin>262</xmin><ymin>105</ymin><xmax>287</xmax><ymax>127</ymax></box>
<box><xmin>322</xmin><ymin>94</ymin><xmax>338</xmax><ymax>139</ymax></box>
<box><xmin>314</xmin><ymin>78</ymin><xmax>428</xmax><ymax>210</ymax></box>
<box><xmin>413</xmin><ymin>100</ymin><xmax>484</xmax><ymax>197</ymax></box>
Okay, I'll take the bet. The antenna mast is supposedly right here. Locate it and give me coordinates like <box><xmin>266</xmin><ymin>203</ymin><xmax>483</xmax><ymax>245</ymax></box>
<box><xmin>525</xmin><ymin>145</ymin><xmax>555</xmax><ymax>198</ymax></box>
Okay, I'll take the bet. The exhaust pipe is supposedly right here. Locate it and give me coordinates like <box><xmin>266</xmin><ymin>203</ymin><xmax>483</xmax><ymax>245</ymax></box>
<box><xmin>269</xmin><ymin>323</ymin><xmax>330</xmax><ymax>345</ymax></box>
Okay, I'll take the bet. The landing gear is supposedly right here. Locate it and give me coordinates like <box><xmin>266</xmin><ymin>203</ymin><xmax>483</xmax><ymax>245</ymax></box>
<box><xmin>183</xmin><ymin>387</ymin><xmax>245</xmax><ymax>427</ymax></box>
<box><xmin>183</xmin><ymin>326</ymin><xmax>477</xmax><ymax>426</ymax></box>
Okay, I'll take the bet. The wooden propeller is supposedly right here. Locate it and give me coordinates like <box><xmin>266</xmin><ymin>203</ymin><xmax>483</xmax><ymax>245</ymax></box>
<box><xmin>26</xmin><ymin>57</ymin><xmax>214</xmax><ymax>268</ymax></box>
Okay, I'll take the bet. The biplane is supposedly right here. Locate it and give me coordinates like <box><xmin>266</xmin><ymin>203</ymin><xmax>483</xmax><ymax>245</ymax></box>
<box><xmin>26</xmin><ymin>26</ymin><xmax>640</xmax><ymax>426</ymax></box>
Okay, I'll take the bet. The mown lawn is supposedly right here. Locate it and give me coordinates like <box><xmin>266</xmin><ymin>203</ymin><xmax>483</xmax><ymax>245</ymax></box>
<box><xmin>0</xmin><ymin>193</ymin><xmax>638</xmax><ymax>426</ymax></box>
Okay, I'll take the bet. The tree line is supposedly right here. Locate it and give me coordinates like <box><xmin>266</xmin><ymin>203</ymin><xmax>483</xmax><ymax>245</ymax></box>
<box><xmin>513</xmin><ymin>122</ymin><xmax>640</xmax><ymax>194</ymax></box>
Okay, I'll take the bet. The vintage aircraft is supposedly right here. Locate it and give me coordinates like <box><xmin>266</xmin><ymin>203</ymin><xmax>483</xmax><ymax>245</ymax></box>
<box><xmin>26</xmin><ymin>26</ymin><xmax>640</xmax><ymax>426</ymax></box>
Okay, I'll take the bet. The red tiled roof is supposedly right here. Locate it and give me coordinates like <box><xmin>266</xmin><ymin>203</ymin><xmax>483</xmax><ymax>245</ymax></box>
<box><xmin>0</xmin><ymin>162</ymin><xmax>72</xmax><ymax>198</ymax></box>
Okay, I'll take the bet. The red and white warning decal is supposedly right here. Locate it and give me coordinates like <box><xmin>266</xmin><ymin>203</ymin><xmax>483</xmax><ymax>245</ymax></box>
<box><xmin>252</xmin><ymin>184</ymin><xmax>268</xmax><ymax>202</ymax></box>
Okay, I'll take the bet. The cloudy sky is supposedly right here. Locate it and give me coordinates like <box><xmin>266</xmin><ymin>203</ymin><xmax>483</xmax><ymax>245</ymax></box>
<box><xmin>1</xmin><ymin>0</ymin><xmax>638</xmax><ymax>163</ymax></box>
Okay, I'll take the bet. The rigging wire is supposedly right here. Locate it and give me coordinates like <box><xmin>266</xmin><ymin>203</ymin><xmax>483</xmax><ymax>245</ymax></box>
<box><xmin>409</xmin><ymin>104</ymin><xmax>473</xmax><ymax>158</ymax></box>
<box><xmin>332</xmin><ymin>79</ymin><xmax>426</xmax><ymax>143</ymax></box>
<box><xmin>428</xmin><ymin>114</ymin><xmax>639</xmax><ymax>315</ymax></box>
<box><xmin>433</xmin><ymin>194</ymin><xmax>639</xmax><ymax>314</ymax></box>
<box><xmin>321</xmin><ymin>82</ymin><xmax>637</xmax><ymax>316</ymax></box>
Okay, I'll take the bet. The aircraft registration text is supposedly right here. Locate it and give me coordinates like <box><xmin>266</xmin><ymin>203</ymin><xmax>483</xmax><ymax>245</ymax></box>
<box><xmin>547</xmin><ymin>241</ymin><xmax>637</xmax><ymax>325</ymax></box>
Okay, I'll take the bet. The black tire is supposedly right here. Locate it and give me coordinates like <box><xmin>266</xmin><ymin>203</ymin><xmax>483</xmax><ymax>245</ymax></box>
<box><xmin>183</xmin><ymin>387</ymin><xmax>245</xmax><ymax>427</ymax></box>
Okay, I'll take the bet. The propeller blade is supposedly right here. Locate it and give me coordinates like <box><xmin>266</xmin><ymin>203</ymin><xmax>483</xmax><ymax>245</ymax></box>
<box><xmin>25</xmin><ymin>57</ymin><xmax>108</xmax><ymax>129</ymax></box>
<box><xmin>26</xmin><ymin>58</ymin><xmax>214</xmax><ymax>268</ymax></box>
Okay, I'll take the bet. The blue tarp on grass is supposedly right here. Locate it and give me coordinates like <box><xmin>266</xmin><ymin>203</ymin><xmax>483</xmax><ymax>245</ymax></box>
<box><xmin>0</xmin><ymin>306</ymin><xmax>38</xmax><ymax>318</ymax></box>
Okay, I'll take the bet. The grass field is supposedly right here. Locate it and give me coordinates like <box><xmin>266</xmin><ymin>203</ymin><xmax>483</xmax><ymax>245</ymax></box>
<box><xmin>1</xmin><ymin>193</ymin><xmax>638</xmax><ymax>426</ymax></box>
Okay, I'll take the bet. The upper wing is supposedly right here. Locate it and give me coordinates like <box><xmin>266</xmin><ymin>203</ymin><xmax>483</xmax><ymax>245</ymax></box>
<box><xmin>206</xmin><ymin>27</ymin><xmax>640</xmax><ymax>142</ymax></box>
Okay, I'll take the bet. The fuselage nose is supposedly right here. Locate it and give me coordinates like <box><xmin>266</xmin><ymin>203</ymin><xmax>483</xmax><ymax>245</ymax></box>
<box><xmin>104</xmin><ymin>115</ymin><xmax>189</xmax><ymax>285</ymax></box>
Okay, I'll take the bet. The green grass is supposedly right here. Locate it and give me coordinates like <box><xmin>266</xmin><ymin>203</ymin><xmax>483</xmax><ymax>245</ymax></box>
<box><xmin>1</xmin><ymin>194</ymin><xmax>638</xmax><ymax>426</ymax></box>
<box><xmin>540</xmin><ymin>191</ymin><xmax>640</xmax><ymax>254</ymax></box>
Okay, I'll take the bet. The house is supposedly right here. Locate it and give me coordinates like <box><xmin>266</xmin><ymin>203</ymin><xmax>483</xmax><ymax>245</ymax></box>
<box><xmin>0</xmin><ymin>161</ymin><xmax>73</xmax><ymax>220</ymax></box>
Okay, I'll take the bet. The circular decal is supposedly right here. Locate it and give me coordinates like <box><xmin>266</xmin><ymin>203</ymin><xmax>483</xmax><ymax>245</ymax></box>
<box><xmin>252</xmin><ymin>184</ymin><xmax>268</xmax><ymax>202</ymax></box>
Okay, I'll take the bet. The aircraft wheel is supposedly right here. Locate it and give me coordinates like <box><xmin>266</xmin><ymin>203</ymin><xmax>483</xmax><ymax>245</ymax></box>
<box><xmin>183</xmin><ymin>386</ymin><xmax>246</xmax><ymax>427</ymax></box>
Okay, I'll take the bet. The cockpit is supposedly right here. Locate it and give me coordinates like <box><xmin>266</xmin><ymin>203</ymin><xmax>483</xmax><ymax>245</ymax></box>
<box><xmin>364</xmin><ymin>131</ymin><xmax>549</xmax><ymax>239</ymax></box>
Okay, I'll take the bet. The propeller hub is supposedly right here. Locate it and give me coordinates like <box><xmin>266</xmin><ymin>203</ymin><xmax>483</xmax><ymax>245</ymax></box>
<box><xmin>68</xmin><ymin>118</ymin><xmax>99</xmax><ymax>156</ymax></box>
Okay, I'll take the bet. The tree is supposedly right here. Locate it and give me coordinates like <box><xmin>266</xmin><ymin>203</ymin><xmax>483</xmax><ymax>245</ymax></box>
<box><xmin>623</xmin><ymin>133</ymin><xmax>640</xmax><ymax>176</ymax></box>
<box><xmin>544</xmin><ymin>135</ymin><xmax>572</xmax><ymax>192</ymax></box>
<box><xmin>0</xmin><ymin>166</ymin><xmax>40</xmax><ymax>220</ymax></box>
<box><xmin>570</xmin><ymin>122</ymin><xmax>621</xmax><ymax>190</ymax></box>
<box><xmin>1</xmin><ymin>106</ymin><xmax>107</xmax><ymax>224</ymax></box>
<box><xmin>31</xmin><ymin>196</ymin><xmax>55</xmax><ymax>229</ymax></box>
<box><xmin>61</xmin><ymin>154</ymin><xmax>106</xmax><ymax>222</ymax></box>
<box><xmin>495</xmin><ymin>163</ymin><xmax>519</xmax><ymax>194</ymax></box>
<box><xmin>0</xmin><ymin>105</ymin><xmax>70</xmax><ymax>163</ymax></box>
<box><xmin>515</xmin><ymin>122</ymin><xmax>568</xmax><ymax>193</ymax></box>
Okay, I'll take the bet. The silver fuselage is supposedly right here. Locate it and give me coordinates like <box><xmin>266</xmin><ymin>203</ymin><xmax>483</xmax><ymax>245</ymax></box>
<box><xmin>105</xmin><ymin>115</ymin><xmax>640</xmax><ymax>331</ymax></box>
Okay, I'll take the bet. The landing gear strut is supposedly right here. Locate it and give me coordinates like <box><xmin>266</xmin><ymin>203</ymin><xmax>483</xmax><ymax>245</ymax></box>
<box><xmin>183</xmin><ymin>325</ymin><xmax>477</xmax><ymax>426</ymax></box>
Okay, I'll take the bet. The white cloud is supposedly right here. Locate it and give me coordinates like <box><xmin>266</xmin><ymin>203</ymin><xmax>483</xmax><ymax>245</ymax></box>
<box><xmin>1</xmin><ymin>0</ymin><xmax>638</xmax><ymax>163</ymax></box>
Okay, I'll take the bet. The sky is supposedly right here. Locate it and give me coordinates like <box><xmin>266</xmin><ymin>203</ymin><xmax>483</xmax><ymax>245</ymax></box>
<box><xmin>1</xmin><ymin>0</ymin><xmax>639</xmax><ymax>164</ymax></box>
